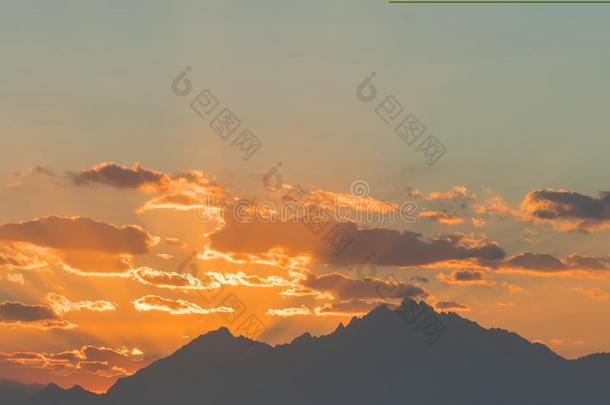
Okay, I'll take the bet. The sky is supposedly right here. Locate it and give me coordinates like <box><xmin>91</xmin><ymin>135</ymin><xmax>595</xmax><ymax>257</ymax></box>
<box><xmin>1</xmin><ymin>0</ymin><xmax>610</xmax><ymax>394</ymax></box>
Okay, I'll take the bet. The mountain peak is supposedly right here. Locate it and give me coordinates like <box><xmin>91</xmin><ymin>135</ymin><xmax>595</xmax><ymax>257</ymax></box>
<box><xmin>25</xmin><ymin>303</ymin><xmax>610</xmax><ymax>405</ymax></box>
<box><xmin>30</xmin><ymin>382</ymin><xmax>98</xmax><ymax>405</ymax></box>
<box><xmin>399</xmin><ymin>297</ymin><xmax>433</xmax><ymax>312</ymax></box>
<box><xmin>206</xmin><ymin>326</ymin><xmax>233</xmax><ymax>337</ymax></box>
<box><xmin>39</xmin><ymin>383</ymin><xmax>61</xmax><ymax>394</ymax></box>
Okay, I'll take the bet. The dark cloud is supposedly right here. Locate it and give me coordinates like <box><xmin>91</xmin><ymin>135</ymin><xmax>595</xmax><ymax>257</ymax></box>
<box><xmin>210</xmin><ymin>216</ymin><xmax>505</xmax><ymax>267</ymax></box>
<box><xmin>60</xmin><ymin>251</ymin><xmax>133</xmax><ymax>275</ymax></box>
<box><xmin>0</xmin><ymin>345</ymin><xmax>150</xmax><ymax>379</ymax></box>
<box><xmin>563</xmin><ymin>254</ymin><xmax>610</xmax><ymax>270</ymax></box>
<box><xmin>313</xmin><ymin>299</ymin><xmax>388</xmax><ymax>316</ymax></box>
<box><xmin>521</xmin><ymin>189</ymin><xmax>610</xmax><ymax>231</ymax></box>
<box><xmin>0</xmin><ymin>301</ymin><xmax>57</xmax><ymax>322</ymax></box>
<box><xmin>505</xmin><ymin>253</ymin><xmax>567</xmax><ymax>272</ymax></box>
<box><xmin>435</xmin><ymin>301</ymin><xmax>469</xmax><ymax>311</ymax></box>
<box><xmin>334</xmin><ymin>226</ymin><xmax>504</xmax><ymax>266</ymax></box>
<box><xmin>454</xmin><ymin>270</ymin><xmax>484</xmax><ymax>281</ymax></box>
<box><xmin>0</xmin><ymin>216</ymin><xmax>154</xmax><ymax>254</ymax></box>
<box><xmin>437</xmin><ymin>269</ymin><xmax>495</xmax><ymax>285</ymax></box>
<box><xmin>409</xmin><ymin>275</ymin><xmax>429</xmax><ymax>284</ymax></box>
<box><xmin>0</xmin><ymin>301</ymin><xmax>74</xmax><ymax>330</ymax></box>
<box><xmin>287</xmin><ymin>270</ymin><xmax>428</xmax><ymax>301</ymax></box>
<box><xmin>69</xmin><ymin>162</ymin><xmax>170</xmax><ymax>190</ymax></box>
<box><xmin>501</xmin><ymin>253</ymin><xmax>610</xmax><ymax>275</ymax></box>
<box><xmin>68</xmin><ymin>163</ymin><xmax>226</xmax><ymax>200</ymax></box>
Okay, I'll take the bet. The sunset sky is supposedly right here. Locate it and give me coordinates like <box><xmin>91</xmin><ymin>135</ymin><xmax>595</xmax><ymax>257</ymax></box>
<box><xmin>2</xmin><ymin>0</ymin><xmax>610</xmax><ymax>394</ymax></box>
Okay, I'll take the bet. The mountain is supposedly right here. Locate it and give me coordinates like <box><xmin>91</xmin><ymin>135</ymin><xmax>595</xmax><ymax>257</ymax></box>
<box><xmin>0</xmin><ymin>379</ymin><xmax>44</xmax><ymax>404</ymax></box>
<box><xmin>18</xmin><ymin>299</ymin><xmax>610</xmax><ymax>404</ymax></box>
<box><xmin>28</xmin><ymin>383</ymin><xmax>100</xmax><ymax>405</ymax></box>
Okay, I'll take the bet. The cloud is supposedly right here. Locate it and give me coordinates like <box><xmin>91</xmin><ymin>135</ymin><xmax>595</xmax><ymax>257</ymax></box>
<box><xmin>505</xmin><ymin>253</ymin><xmax>567</xmax><ymax>271</ymax></box>
<box><xmin>0</xmin><ymin>301</ymin><xmax>76</xmax><ymax>330</ymax></box>
<box><xmin>563</xmin><ymin>255</ymin><xmax>610</xmax><ymax>270</ymax></box>
<box><xmin>132</xmin><ymin>295</ymin><xmax>234</xmax><ymax>315</ymax></box>
<box><xmin>408</xmin><ymin>185</ymin><xmax>474</xmax><ymax>205</ymax></box>
<box><xmin>69</xmin><ymin>162</ymin><xmax>226</xmax><ymax>203</ymax></box>
<box><xmin>305</xmin><ymin>188</ymin><xmax>400</xmax><ymax>223</ymax></box>
<box><xmin>572</xmin><ymin>286</ymin><xmax>609</xmax><ymax>300</ymax></box>
<box><xmin>136</xmin><ymin>193</ymin><xmax>204</xmax><ymax>213</ymax></box>
<box><xmin>437</xmin><ymin>270</ymin><xmax>495</xmax><ymax>286</ymax></box>
<box><xmin>60</xmin><ymin>251</ymin><xmax>133</xmax><ymax>276</ymax></box>
<box><xmin>0</xmin><ymin>216</ymin><xmax>155</xmax><ymax>255</ymax></box>
<box><xmin>520</xmin><ymin>189</ymin><xmax>610</xmax><ymax>232</ymax></box>
<box><xmin>0</xmin><ymin>252</ymin><xmax>31</xmax><ymax>268</ymax></box>
<box><xmin>409</xmin><ymin>275</ymin><xmax>429</xmax><ymax>284</ymax></box>
<box><xmin>69</xmin><ymin>162</ymin><xmax>171</xmax><ymax>191</ymax></box>
<box><xmin>210</xmin><ymin>216</ymin><xmax>505</xmax><ymax>267</ymax></box>
<box><xmin>419</xmin><ymin>210</ymin><xmax>464</xmax><ymax>225</ymax></box>
<box><xmin>266</xmin><ymin>306</ymin><xmax>311</xmax><ymax>317</ymax></box>
<box><xmin>408</xmin><ymin>186</ymin><xmax>518</xmax><ymax>227</ymax></box>
<box><xmin>285</xmin><ymin>269</ymin><xmax>428</xmax><ymax>302</ymax></box>
<box><xmin>503</xmin><ymin>283</ymin><xmax>525</xmax><ymax>294</ymax></box>
<box><xmin>4</xmin><ymin>273</ymin><xmax>25</xmax><ymax>285</ymax></box>
<box><xmin>473</xmin><ymin>193</ymin><xmax>515</xmax><ymax>218</ymax></box>
<box><xmin>206</xmin><ymin>271</ymin><xmax>293</xmax><ymax>288</ymax></box>
<box><xmin>0</xmin><ymin>345</ymin><xmax>149</xmax><ymax>378</ymax></box>
<box><xmin>313</xmin><ymin>299</ymin><xmax>387</xmax><ymax>316</ymax></box>
<box><xmin>46</xmin><ymin>293</ymin><xmax>116</xmax><ymax>315</ymax></box>
<box><xmin>499</xmin><ymin>253</ymin><xmax>610</xmax><ymax>276</ymax></box>
<box><xmin>128</xmin><ymin>266</ymin><xmax>288</xmax><ymax>292</ymax></box>
<box><xmin>435</xmin><ymin>300</ymin><xmax>470</xmax><ymax>312</ymax></box>
<box><xmin>0</xmin><ymin>301</ymin><xmax>56</xmax><ymax>321</ymax></box>
<box><xmin>9</xmin><ymin>166</ymin><xmax>57</xmax><ymax>188</ymax></box>
<box><xmin>0</xmin><ymin>242</ymin><xmax>49</xmax><ymax>271</ymax></box>
<box><xmin>129</xmin><ymin>267</ymin><xmax>212</xmax><ymax>290</ymax></box>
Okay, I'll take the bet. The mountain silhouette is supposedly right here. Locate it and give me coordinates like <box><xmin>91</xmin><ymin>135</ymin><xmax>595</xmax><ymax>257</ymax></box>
<box><xmin>28</xmin><ymin>383</ymin><xmax>100</xmax><ymax>405</ymax></box>
<box><xmin>12</xmin><ymin>299</ymin><xmax>610</xmax><ymax>404</ymax></box>
<box><xmin>0</xmin><ymin>379</ymin><xmax>44</xmax><ymax>404</ymax></box>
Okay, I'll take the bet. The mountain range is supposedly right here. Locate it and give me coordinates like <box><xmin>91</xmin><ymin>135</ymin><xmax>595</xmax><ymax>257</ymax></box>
<box><xmin>5</xmin><ymin>299</ymin><xmax>610</xmax><ymax>405</ymax></box>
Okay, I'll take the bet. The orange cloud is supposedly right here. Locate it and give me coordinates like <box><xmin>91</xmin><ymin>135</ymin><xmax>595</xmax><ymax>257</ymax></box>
<box><xmin>313</xmin><ymin>299</ymin><xmax>387</xmax><ymax>316</ymax></box>
<box><xmin>437</xmin><ymin>270</ymin><xmax>495</xmax><ymax>286</ymax></box>
<box><xmin>288</xmin><ymin>269</ymin><xmax>428</xmax><ymax>301</ymax></box>
<box><xmin>46</xmin><ymin>293</ymin><xmax>116</xmax><ymax>315</ymax></box>
<box><xmin>266</xmin><ymin>306</ymin><xmax>311</xmax><ymax>317</ymax></box>
<box><xmin>0</xmin><ymin>345</ymin><xmax>149</xmax><ymax>380</ymax></box>
<box><xmin>129</xmin><ymin>267</ymin><xmax>216</xmax><ymax>290</ymax></box>
<box><xmin>0</xmin><ymin>216</ymin><xmax>155</xmax><ymax>255</ymax></box>
<box><xmin>68</xmin><ymin>162</ymin><xmax>227</xmax><ymax>218</ymax></box>
<box><xmin>0</xmin><ymin>301</ymin><xmax>76</xmax><ymax>330</ymax></box>
<box><xmin>60</xmin><ymin>251</ymin><xmax>132</xmax><ymax>276</ymax></box>
<box><xmin>132</xmin><ymin>295</ymin><xmax>234</xmax><ymax>315</ymax></box>
<box><xmin>306</xmin><ymin>188</ymin><xmax>400</xmax><ymax>223</ymax></box>
<box><xmin>405</xmin><ymin>185</ymin><xmax>469</xmax><ymax>202</ymax></box>
<box><xmin>419</xmin><ymin>210</ymin><xmax>465</xmax><ymax>225</ymax></box>
<box><xmin>136</xmin><ymin>193</ymin><xmax>207</xmax><ymax>213</ymax></box>
<box><xmin>503</xmin><ymin>283</ymin><xmax>525</xmax><ymax>294</ymax></box>
<box><xmin>435</xmin><ymin>300</ymin><xmax>470</xmax><ymax>312</ymax></box>
<box><xmin>519</xmin><ymin>189</ymin><xmax>610</xmax><ymax>232</ymax></box>
<box><xmin>207</xmin><ymin>271</ymin><xmax>293</xmax><ymax>288</ymax></box>
<box><xmin>0</xmin><ymin>242</ymin><xmax>49</xmax><ymax>271</ymax></box>
<box><xmin>210</xmin><ymin>216</ymin><xmax>505</xmax><ymax>267</ymax></box>
<box><xmin>498</xmin><ymin>253</ymin><xmax>610</xmax><ymax>278</ymax></box>
<box><xmin>473</xmin><ymin>194</ymin><xmax>515</xmax><ymax>218</ymax></box>
<box><xmin>572</xmin><ymin>286</ymin><xmax>609</xmax><ymax>300</ymax></box>
<box><xmin>408</xmin><ymin>187</ymin><xmax>518</xmax><ymax>227</ymax></box>
<box><xmin>70</xmin><ymin>162</ymin><xmax>172</xmax><ymax>192</ymax></box>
